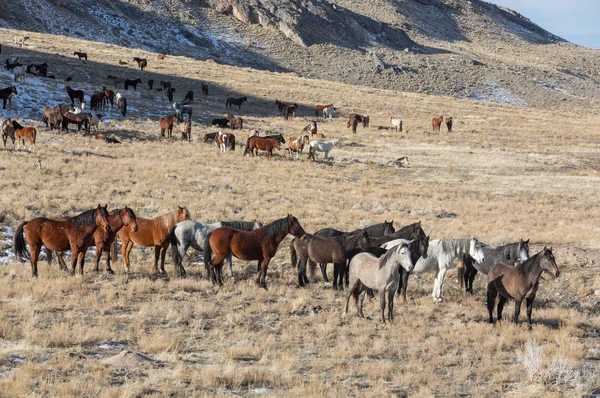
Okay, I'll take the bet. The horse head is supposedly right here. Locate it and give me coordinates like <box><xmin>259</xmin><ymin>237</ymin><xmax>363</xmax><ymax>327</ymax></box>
<box><xmin>469</xmin><ymin>237</ymin><xmax>485</xmax><ymax>264</ymax></box>
<box><xmin>540</xmin><ymin>246</ymin><xmax>559</xmax><ymax>277</ymax></box>
<box><xmin>418</xmin><ymin>232</ymin><xmax>429</xmax><ymax>259</ymax></box>
<box><xmin>96</xmin><ymin>204</ymin><xmax>111</xmax><ymax>232</ymax></box>
<box><xmin>122</xmin><ymin>206</ymin><xmax>138</xmax><ymax>233</ymax></box>
<box><xmin>177</xmin><ymin>205</ymin><xmax>192</xmax><ymax>221</ymax></box>
<box><xmin>518</xmin><ymin>238</ymin><xmax>530</xmax><ymax>261</ymax></box>
<box><xmin>396</xmin><ymin>242</ymin><xmax>414</xmax><ymax>272</ymax></box>
<box><xmin>287</xmin><ymin>214</ymin><xmax>305</xmax><ymax>237</ymax></box>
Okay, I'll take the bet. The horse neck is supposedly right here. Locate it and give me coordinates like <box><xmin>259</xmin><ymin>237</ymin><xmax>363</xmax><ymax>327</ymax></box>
<box><xmin>519</xmin><ymin>252</ymin><xmax>544</xmax><ymax>285</ymax></box>
<box><xmin>155</xmin><ymin>212</ymin><xmax>177</xmax><ymax>231</ymax></box>
<box><xmin>270</xmin><ymin>227</ymin><xmax>291</xmax><ymax>246</ymax></box>
<box><xmin>109</xmin><ymin>211</ymin><xmax>125</xmax><ymax>232</ymax></box>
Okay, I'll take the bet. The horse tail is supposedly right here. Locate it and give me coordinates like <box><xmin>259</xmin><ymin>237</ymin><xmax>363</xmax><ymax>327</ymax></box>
<box><xmin>290</xmin><ymin>239</ymin><xmax>298</xmax><ymax>267</ymax></box>
<box><xmin>45</xmin><ymin>247</ymin><xmax>53</xmax><ymax>264</ymax></box>
<box><xmin>122</xmin><ymin>98</ymin><xmax>127</xmax><ymax>116</ymax></box>
<box><xmin>230</xmin><ymin>136</ymin><xmax>235</xmax><ymax>151</ymax></box>
<box><xmin>203</xmin><ymin>232</ymin><xmax>214</xmax><ymax>273</ymax></box>
<box><xmin>32</xmin><ymin>128</ymin><xmax>36</xmax><ymax>145</ymax></box>
<box><xmin>456</xmin><ymin>255</ymin><xmax>465</xmax><ymax>290</ymax></box>
<box><xmin>170</xmin><ymin>226</ymin><xmax>181</xmax><ymax>267</ymax></box>
<box><xmin>13</xmin><ymin>221</ymin><xmax>30</xmax><ymax>261</ymax></box>
<box><xmin>243</xmin><ymin>136</ymin><xmax>251</xmax><ymax>156</ymax></box>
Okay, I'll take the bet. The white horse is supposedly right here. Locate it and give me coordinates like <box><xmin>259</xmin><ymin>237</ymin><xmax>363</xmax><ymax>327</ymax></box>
<box><xmin>323</xmin><ymin>107</ymin><xmax>336</xmax><ymax>119</ymax></box>
<box><xmin>413</xmin><ymin>238</ymin><xmax>485</xmax><ymax>302</ymax></box>
<box><xmin>345</xmin><ymin>242</ymin><xmax>414</xmax><ymax>323</ymax></box>
<box><xmin>13</xmin><ymin>66</ymin><xmax>24</xmax><ymax>82</ymax></box>
<box><xmin>390</xmin><ymin>117</ymin><xmax>403</xmax><ymax>132</ymax></box>
<box><xmin>307</xmin><ymin>139</ymin><xmax>341</xmax><ymax>161</ymax></box>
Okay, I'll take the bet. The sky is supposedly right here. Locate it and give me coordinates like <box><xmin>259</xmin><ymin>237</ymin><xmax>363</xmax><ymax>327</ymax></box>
<box><xmin>489</xmin><ymin>0</ymin><xmax>600</xmax><ymax>48</ymax></box>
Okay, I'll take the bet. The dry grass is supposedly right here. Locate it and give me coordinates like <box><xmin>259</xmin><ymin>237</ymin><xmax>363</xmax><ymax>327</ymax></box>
<box><xmin>0</xmin><ymin>30</ymin><xmax>599</xmax><ymax>396</ymax></box>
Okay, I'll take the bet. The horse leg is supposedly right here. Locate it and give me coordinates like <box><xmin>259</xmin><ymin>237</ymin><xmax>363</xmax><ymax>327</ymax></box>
<box><xmin>153</xmin><ymin>245</ymin><xmax>161</xmax><ymax>274</ymax></box>
<box><xmin>105</xmin><ymin>246</ymin><xmax>114</xmax><ymax>274</ymax></box>
<box><xmin>513</xmin><ymin>299</ymin><xmax>522</xmax><ymax>324</ymax></box>
<box><xmin>379</xmin><ymin>290</ymin><xmax>386</xmax><ymax>323</ymax></box>
<box><xmin>332</xmin><ymin>263</ymin><xmax>339</xmax><ymax>290</ymax></box>
<box><xmin>401</xmin><ymin>270</ymin><xmax>409</xmax><ymax>302</ymax></box>
<box><xmin>497</xmin><ymin>296</ymin><xmax>508</xmax><ymax>322</ymax></box>
<box><xmin>298</xmin><ymin>258</ymin><xmax>307</xmax><ymax>287</ymax></box>
<box><xmin>78</xmin><ymin>251</ymin><xmax>86</xmax><ymax>275</ymax></box>
<box><xmin>468</xmin><ymin>269</ymin><xmax>478</xmax><ymax>294</ymax></box>
<box><xmin>258</xmin><ymin>257</ymin><xmax>271</xmax><ymax>289</ymax></box>
<box><xmin>57</xmin><ymin>252</ymin><xmax>67</xmax><ymax>271</ymax></box>
<box><xmin>526</xmin><ymin>296</ymin><xmax>535</xmax><ymax>329</ymax></box>
<box><xmin>159</xmin><ymin>244</ymin><xmax>168</xmax><ymax>274</ymax></box>
<box><xmin>358</xmin><ymin>289</ymin><xmax>367</xmax><ymax>318</ymax></box>
<box><xmin>487</xmin><ymin>286</ymin><xmax>497</xmax><ymax>324</ymax></box>
<box><xmin>226</xmin><ymin>254</ymin><xmax>233</xmax><ymax>279</ymax></box>
<box><xmin>319</xmin><ymin>262</ymin><xmax>328</xmax><ymax>282</ymax></box>
<box><xmin>121</xmin><ymin>239</ymin><xmax>132</xmax><ymax>272</ymax></box>
<box><xmin>30</xmin><ymin>243</ymin><xmax>42</xmax><ymax>277</ymax></box>
<box><xmin>388</xmin><ymin>289</ymin><xmax>395</xmax><ymax>322</ymax></box>
<box><xmin>69</xmin><ymin>250</ymin><xmax>78</xmax><ymax>275</ymax></box>
<box><xmin>94</xmin><ymin>245</ymin><xmax>102</xmax><ymax>272</ymax></box>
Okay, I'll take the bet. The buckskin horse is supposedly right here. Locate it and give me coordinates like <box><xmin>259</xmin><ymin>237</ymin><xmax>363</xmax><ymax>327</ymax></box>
<box><xmin>0</xmin><ymin>86</ymin><xmax>17</xmax><ymax>109</ymax></box>
<box><xmin>13</xmin><ymin>205</ymin><xmax>111</xmax><ymax>276</ymax></box>
<box><xmin>226</xmin><ymin>96</ymin><xmax>247</xmax><ymax>110</ymax></box>
<box><xmin>207</xmin><ymin>214</ymin><xmax>306</xmax><ymax>288</ymax></box>
<box><xmin>117</xmin><ymin>206</ymin><xmax>191</xmax><ymax>274</ymax></box>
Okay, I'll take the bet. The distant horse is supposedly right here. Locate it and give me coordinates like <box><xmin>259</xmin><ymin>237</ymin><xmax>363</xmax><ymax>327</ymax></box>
<box><xmin>117</xmin><ymin>95</ymin><xmax>127</xmax><ymax>116</ymax></box>
<box><xmin>13</xmin><ymin>205</ymin><xmax>110</xmax><ymax>276</ymax></box>
<box><xmin>13</xmin><ymin>66</ymin><xmax>25</xmax><ymax>82</ymax></box>
<box><xmin>445</xmin><ymin>116</ymin><xmax>453</xmax><ymax>132</ymax></box>
<box><xmin>108</xmin><ymin>75</ymin><xmax>125</xmax><ymax>88</ymax></box>
<box><xmin>159</xmin><ymin>115</ymin><xmax>177</xmax><ymax>138</ymax></box>
<box><xmin>315</xmin><ymin>103</ymin><xmax>333</xmax><ymax>116</ymax></box>
<box><xmin>26</xmin><ymin>63</ymin><xmax>48</xmax><ymax>77</ymax></box>
<box><xmin>227</xmin><ymin>114</ymin><xmax>243</xmax><ymax>130</ymax></box>
<box><xmin>42</xmin><ymin>105</ymin><xmax>63</xmax><ymax>130</ymax></box>
<box><xmin>487</xmin><ymin>247</ymin><xmax>559</xmax><ymax>328</ymax></box>
<box><xmin>118</xmin><ymin>60</ymin><xmax>128</xmax><ymax>65</ymax></box>
<box><xmin>0</xmin><ymin>86</ymin><xmax>17</xmax><ymax>109</ymax></box>
<box><xmin>243</xmin><ymin>136</ymin><xmax>280</xmax><ymax>159</ymax></box>
<box><xmin>180</xmin><ymin>119</ymin><xmax>192</xmax><ymax>142</ymax></box>
<box><xmin>167</xmin><ymin>88</ymin><xmax>174</xmax><ymax>103</ymax></box>
<box><xmin>89</xmin><ymin>114</ymin><xmax>103</xmax><ymax>132</ymax></box>
<box><xmin>303</xmin><ymin>121</ymin><xmax>318</xmax><ymax>137</ymax></box>
<box><xmin>157</xmin><ymin>54</ymin><xmax>166</xmax><ymax>60</ymax></box>
<box><xmin>323</xmin><ymin>107</ymin><xmax>336</xmax><ymax>119</ymax></box>
<box><xmin>2</xmin><ymin>119</ymin><xmax>15</xmax><ymax>147</ymax></box>
<box><xmin>283</xmin><ymin>104</ymin><xmax>297</xmax><ymax>120</ymax></box>
<box><xmin>5</xmin><ymin>58</ymin><xmax>22</xmax><ymax>71</ymax></box>
<box><xmin>74</xmin><ymin>51</ymin><xmax>87</xmax><ymax>60</ymax></box>
<box><xmin>201</xmin><ymin>83</ymin><xmax>209</xmax><ymax>95</ymax></box>
<box><xmin>66</xmin><ymin>86</ymin><xmax>85</xmax><ymax>105</ymax></box>
<box><xmin>286</xmin><ymin>134</ymin><xmax>310</xmax><ymax>159</ymax></box>
<box><xmin>103</xmin><ymin>88</ymin><xmax>115</xmax><ymax>108</ymax></box>
<box><xmin>307</xmin><ymin>139</ymin><xmax>341</xmax><ymax>161</ymax></box>
<box><xmin>170</xmin><ymin>220</ymin><xmax>263</xmax><ymax>277</ymax></box>
<box><xmin>160</xmin><ymin>81</ymin><xmax>172</xmax><ymax>90</ymax></box>
<box><xmin>11</xmin><ymin>120</ymin><xmax>36</xmax><ymax>151</ymax></box>
<box><xmin>211</xmin><ymin>118</ymin><xmax>228</xmax><ymax>128</ymax></box>
<box><xmin>90</xmin><ymin>92</ymin><xmax>105</xmax><ymax>111</ymax></box>
<box><xmin>13</xmin><ymin>36</ymin><xmax>29</xmax><ymax>47</ymax></box>
<box><xmin>182</xmin><ymin>90</ymin><xmax>194</xmax><ymax>104</ymax></box>
<box><xmin>348</xmin><ymin>113</ymin><xmax>369</xmax><ymax>127</ymax></box>
<box><xmin>117</xmin><ymin>206</ymin><xmax>191</xmax><ymax>274</ymax></box>
<box><xmin>133</xmin><ymin>57</ymin><xmax>147</xmax><ymax>71</ymax></box>
<box><xmin>390</xmin><ymin>117</ymin><xmax>403</xmax><ymax>132</ymax></box>
<box><xmin>216</xmin><ymin>131</ymin><xmax>236</xmax><ymax>151</ymax></box>
<box><xmin>275</xmin><ymin>100</ymin><xmax>287</xmax><ymax>114</ymax></box>
<box><xmin>52</xmin><ymin>207</ymin><xmax>138</xmax><ymax>274</ymax></box>
<box><xmin>293</xmin><ymin>229</ymin><xmax>371</xmax><ymax>288</ymax></box>
<box><xmin>173</xmin><ymin>102</ymin><xmax>192</xmax><ymax>121</ymax></box>
<box><xmin>147</xmin><ymin>79</ymin><xmax>154</xmax><ymax>90</ymax></box>
<box><xmin>207</xmin><ymin>214</ymin><xmax>306</xmax><ymax>288</ymax></box>
<box><xmin>62</xmin><ymin>112</ymin><xmax>90</xmax><ymax>133</ymax></box>
<box><xmin>461</xmin><ymin>239</ymin><xmax>530</xmax><ymax>294</ymax></box>
<box><xmin>432</xmin><ymin>115</ymin><xmax>443</xmax><ymax>132</ymax></box>
<box><xmin>345</xmin><ymin>243</ymin><xmax>414</xmax><ymax>323</ymax></box>
<box><xmin>124</xmin><ymin>78</ymin><xmax>142</xmax><ymax>90</ymax></box>
<box><xmin>226</xmin><ymin>96</ymin><xmax>247</xmax><ymax>110</ymax></box>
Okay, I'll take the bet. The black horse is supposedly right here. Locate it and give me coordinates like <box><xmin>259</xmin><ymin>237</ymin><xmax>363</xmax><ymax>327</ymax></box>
<box><xmin>211</xmin><ymin>118</ymin><xmax>229</xmax><ymax>128</ymax></box>
<box><xmin>0</xmin><ymin>86</ymin><xmax>17</xmax><ymax>109</ymax></box>
<box><xmin>124</xmin><ymin>78</ymin><xmax>142</xmax><ymax>91</ymax></box>
<box><xmin>225</xmin><ymin>96</ymin><xmax>247</xmax><ymax>110</ymax></box>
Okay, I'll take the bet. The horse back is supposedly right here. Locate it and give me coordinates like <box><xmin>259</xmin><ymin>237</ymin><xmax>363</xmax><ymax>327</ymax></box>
<box><xmin>120</xmin><ymin>216</ymin><xmax>161</xmax><ymax>246</ymax></box>
<box><xmin>24</xmin><ymin>217</ymin><xmax>77</xmax><ymax>251</ymax></box>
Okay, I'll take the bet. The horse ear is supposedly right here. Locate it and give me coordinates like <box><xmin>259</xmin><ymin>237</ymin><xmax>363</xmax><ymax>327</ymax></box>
<box><xmin>97</xmin><ymin>203</ymin><xmax>101</xmax><ymax>208</ymax></box>
<box><xmin>543</xmin><ymin>245</ymin><xmax>547</xmax><ymax>252</ymax></box>
<box><xmin>178</xmin><ymin>205</ymin><xmax>182</xmax><ymax>210</ymax></box>
<box><xmin>526</xmin><ymin>239</ymin><xmax>529</xmax><ymax>244</ymax></box>
<box><xmin>104</xmin><ymin>203</ymin><xmax>108</xmax><ymax>208</ymax></box>
<box><xmin>124</xmin><ymin>205</ymin><xmax>128</xmax><ymax>210</ymax></box>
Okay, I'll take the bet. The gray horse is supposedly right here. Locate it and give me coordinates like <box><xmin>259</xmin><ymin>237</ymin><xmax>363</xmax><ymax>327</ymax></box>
<box><xmin>461</xmin><ymin>239</ymin><xmax>530</xmax><ymax>294</ymax></box>
<box><xmin>172</xmin><ymin>102</ymin><xmax>192</xmax><ymax>122</ymax></box>
<box><xmin>170</xmin><ymin>220</ymin><xmax>262</xmax><ymax>277</ymax></box>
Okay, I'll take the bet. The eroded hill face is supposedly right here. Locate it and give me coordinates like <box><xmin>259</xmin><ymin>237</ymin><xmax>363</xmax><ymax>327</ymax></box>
<box><xmin>1</xmin><ymin>0</ymin><xmax>600</xmax><ymax>109</ymax></box>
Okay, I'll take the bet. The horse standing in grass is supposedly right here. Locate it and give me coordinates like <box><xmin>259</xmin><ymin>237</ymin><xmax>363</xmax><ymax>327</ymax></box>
<box><xmin>226</xmin><ymin>96</ymin><xmax>247</xmax><ymax>110</ymax></box>
<box><xmin>11</xmin><ymin>120</ymin><xmax>36</xmax><ymax>151</ymax></box>
<box><xmin>117</xmin><ymin>95</ymin><xmax>127</xmax><ymax>116</ymax></box>
<box><xmin>66</xmin><ymin>86</ymin><xmax>85</xmax><ymax>105</ymax></box>
<box><xmin>307</xmin><ymin>139</ymin><xmax>341</xmax><ymax>161</ymax></box>
<box><xmin>286</xmin><ymin>134</ymin><xmax>310</xmax><ymax>159</ymax></box>
<box><xmin>487</xmin><ymin>247</ymin><xmax>559</xmax><ymax>328</ymax></box>
<box><xmin>117</xmin><ymin>206</ymin><xmax>191</xmax><ymax>274</ymax></box>
<box><xmin>159</xmin><ymin>115</ymin><xmax>177</xmax><ymax>138</ymax></box>
<box><xmin>432</xmin><ymin>115</ymin><xmax>443</xmax><ymax>132</ymax></box>
<box><xmin>1</xmin><ymin>86</ymin><xmax>18</xmax><ymax>109</ymax></box>
<box><xmin>445</xmin><ymin>117</ymin><xmax>453</xmax><ymax>132</ymax></box>
<box><xmin>227</xmin><ymin>114</ymin><xmax>243</xmax><ymax>130</ymax></box>
<box><xmin>345</xmin><ymin>242</ymin><xmax>414</xmax><ymax>323</ymax></box>
<box><xmin>207</xmin><ymin>214</ymin><xmax>306</xmax><ymax>288</ymax></box>
<box><xmin>315</xmin><ymin>104</ymin><xmax>333</xmax><ymax>117</ymax></box>
<box><xmin>243</xmin><ymin>136</ymin><xmax>280</xmax><ymax>159</ymax></box>
<box><xmin>2</xmin><ymin>119</ymin><xmax>15</xmax><ymax>147</ymax></box>
<box><xmin>133</xmin><ymin>57</ymin><xmax>147</xmax><ymax>71</ymax></box>
<box><xmin>180</xmin><ymin>119</ymin><xmax>192</xmax><ymax>142</ymax></box>
<box><xmin>74</xmin><ymin>51</ymin><xmax>87</xmax><ymax>60</ymax></box>
<box><xmin>390</xmin><ymin>117</ymin><xmax>403</xmax><ymax>132</ymax></box>
<box><xmin>13</xmin><ymin>205</ymin><xmax>111</xmax><ymax>277</ymax></box>
<box><xmin>201</xmin><ymin>83</ymin><xmax>209</xmax><ymax>95</ymax></box>
<box><xmin>124</xmin><ymin>78</ymin><xmax>142</xmax><ymax>91</ymax></box>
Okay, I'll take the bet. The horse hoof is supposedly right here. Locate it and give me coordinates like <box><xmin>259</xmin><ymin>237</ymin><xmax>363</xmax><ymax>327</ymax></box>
<box><xmin>106</xmin><ymin>269</ymin><xmax>115</xmax><ymax>275</ymax></box>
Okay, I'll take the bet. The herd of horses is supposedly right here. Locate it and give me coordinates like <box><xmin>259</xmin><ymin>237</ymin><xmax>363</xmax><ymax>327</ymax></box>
<box><xmin>12</xmin><ymin>205</ymin><xmax>559</xmax><ymax>327</ymax></box>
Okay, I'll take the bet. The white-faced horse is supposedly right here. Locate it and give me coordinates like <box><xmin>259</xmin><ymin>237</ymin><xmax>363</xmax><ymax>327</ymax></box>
<box><xmin>412</xmin><ymin>237</ymin><xmax>485</xmax><ymax>302</ymax></box>
<box><xmin>307</xmin><ymin>139</ymin><xmax>341</xmax><ymax>161</ymax></box>
<box><xmin>345</xmin><ymin>242</ymin><xmax>414</xmax><ymax>323</ymax></box>
<box><xmin>390</xmin><ymin>117</ymin><xmax>403</xmax><ymax>132</ymax></box>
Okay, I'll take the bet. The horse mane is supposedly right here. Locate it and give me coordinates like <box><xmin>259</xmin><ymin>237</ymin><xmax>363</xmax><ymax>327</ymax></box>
<box><xmin>11</xmin><ymin>120</ymin><xmax>24</xmax><ymax>130</ymax></box>
<box><xmin>221</xmin><ymin>221</ymin><xmax>258</xmax><ymax>231</ymax></box>
<box><xmin>379</xmin><ymin>243</ymin><xmax>406</xmax><ymax>269</ymax></box>
<box><xmin>264</xmin><ymin>216</ymin><xmax>291</xmax><ymax>240</ymax></box>
<box><xmin>517</xmin><ymin>251</ymin><xmax>539</xmax><ymax>275</ymax></box>
<box><xmin>440</xmin><ymin>238</ymin><xmax>470</xmax><ymax>254</ymax></box>
<box><xmin>72</xmin><ymin>208</ymin><xmax>99</xmax><ymax>228</ymax></box>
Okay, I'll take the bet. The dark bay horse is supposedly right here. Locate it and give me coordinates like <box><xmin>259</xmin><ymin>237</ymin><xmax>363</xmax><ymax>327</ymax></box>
<box><xmin>201</xmin><ymin>83</ymin><xmax>208</xmax><ymax>95</ymax></box>
<box><xmin>133</xmin><ymin>57</ymin><xmax>147</xmax><ymax>71</ymax></box>
<box><xmin>52</xmin><ymin>207</ymin><xmax>138</xmax><ymax>274</ymax></box>
<box><xmin>226</xmin><ymin>96</ymin><xmax>247</xmax><ymax>110</ymax></box>
<box><xmin>0</xmin><ymin>86</ymin><xmax>18</xmax><ymax>109</ymax></box>
<box><xmin>124</xmin><ymin>78</ymin><xmax>142</xmax><ymax>90</ymax></box>
<box><xmin>487</xmin><ymin>247</ymin><xmax>559</xmax><ymax>328</ymax></box>
<box><xmin>293</xmin><ymin>229</ymin><xmax>371</xmax><ymax>288</ymax></box>
<box><xmin>208</xmin><ymin>214</ymin><xmax>306</xmax><ymax>288</ymax></box>
<box><xmin>243</xmin><ymin>136</ymin><xmax>280</xmax><ymax>158</ymax></box>
<box><xmin>74</xmin><ymin>51</ymin><xmax>87</xmax><ymax>60</ymax></box>
<box><xmin>13</xmin><ymin>205</ymin><xmax>110</xmax><ymax>276</ymax></box>
<box><xmin>117</xmin><ymin>206</ymin><xmax>191</xmax><ymax>274</ymax></box>
<box><xmin>445</xmin><ymin>117</ymin><xmax>453</xmax><ymax>132</ymax></box>
<box><xmin>66</xmin><ymin>86</ymin><xmax>84</xmax><ymax>105</ymax></box>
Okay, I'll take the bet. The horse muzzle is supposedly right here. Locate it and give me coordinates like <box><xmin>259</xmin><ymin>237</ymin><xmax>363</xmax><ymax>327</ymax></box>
<box><xmin>408</xmin><ymin>264</ymin><xmax>415</xmax><ymax>272</ymax></box>
<box><xmin>553</xmin><ymin>269</ymin><xmax>560</xmax><ymax>277</ymax></box>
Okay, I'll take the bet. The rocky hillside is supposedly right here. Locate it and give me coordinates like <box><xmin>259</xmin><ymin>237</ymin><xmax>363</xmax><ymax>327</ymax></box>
<box><xmin>1</xmin><ymin>0</ymin><xmax>600</xmax><ymax>109</ymax></box>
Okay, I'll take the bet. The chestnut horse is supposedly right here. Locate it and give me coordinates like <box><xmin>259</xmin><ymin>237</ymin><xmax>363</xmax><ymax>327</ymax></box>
<box><xmin>117</xmin><ymin>206</ymin><xmax>191</xmax><ymax>274</ymax></box>
<box><xmin>243</xmin><ymin>136</ymin><xmax>280</xmax><ymax>159</ymax></box>
<box><xmin>11</xmin><ymin>120</ymin><xmax>36</xmax><ymax>151</ymax></box>
<box><xmin>0</xmin><ymin>86</ymin><xmax>18</xmax><ymax>109</ymax></box>
<box><xmin>13</xmin><ymin>205</ymin><xmax>111</xmax><ymax>276</ymax></box>
<box><xmin>315</xmin><ymin>103</ymin><xmax>333</xmax><ymax>116</ymax></box>
<box><xmin>52</xmin><ymin>207</ymin><xmax>138</xmax><ymax>274</ymax></box>
<box><xmin>66</xmin><ymin>86</ymin><xmax>85</xmax><ymax>105</ymax></box>
<box><xmin>432</xmin><ymin>115</ymin><xmax>443</xmax><ymax>133</ymax></box>
<box><xmin>445</xmin><ymin>116</ymin><xmax>453</xmax><ymax>132</ymax></box>
<box><xmin>207</xmin><ymin>214</ymin><xmax>306</xmax><ymax>288</ymax></box>
<box><xmin>159</xmin><ymin>115</ymin><xmax>177</xmax><ymax>138</ymax></box>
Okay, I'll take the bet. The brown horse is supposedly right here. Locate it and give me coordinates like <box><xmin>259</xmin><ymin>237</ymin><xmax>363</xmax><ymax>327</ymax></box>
<box><xmin>445</xmin><ymin>116</ymin><xmax>453</xmax><ymax>132</ymax></box>
<box><xmin>133</xmin><ymin>57</ymin><xmax>147</xmax><ymax>71</ymax></box>
<box><xmin>243</xmin><ymin>136</ymin><xmax>280</xmax><ymax>159</ymax></box>
<box><xmin>13</xmin><ymin>205</ymin><xmax>111</xmax><ymax>276</ymax></box>
<box><xmin>315</xmin><ymin>103</ymin><xmax>333</xmax><ymax>116</ymax></box>
<box><xmin>0</xmin><ymin>86</ymin><xmax>18</xmax><ymax>109</ymax></box>
<box><xmin>227</xmin><ymin>114</ymin><xmax>243</xmax><ymax>130</ymax></box>
<box><xmin>348</xmin><ymin>114</ymin><xmax>369</xmax><ymax>127</ymax></box>
<box><xmin>216</xmin><ymin>132</ymin><xmax>236</xmax><ymax>151</ymax></box>
<box><xmin>42</xmin><ymin>105</ymin><xmax>63</xmax><ymax>130</ymax></box>
<box><xmin>207</xmin><ymin>214</ymin><xmax>306</xmax><ymax>288</ymax></box>
<box><xmin>226</xmin><ymin>96</ymin><xmax>247</xmax><ymax>110</ymax></box>
<box><xmin>74</xmin><ymin>51</ymin><xmax>87</xmax><ymax>60</ymax></box>
<box><xmin>2</xmin><ymin>118</ymin><xmax>15</xmax><ymax>148</ymax></box>
<box><xmin>62</xmin><ymin>112</ymin><xmax>90</xmax><ymax>133</ymax></box>
<box><xmin>52</xmin><ymin>207</ymin><xmax>138</xmax><ymax>274</ymax></box>
<box><xmin>103</xmin><ymin>88</ymin><xmax>115</xmax><ymax>108</ymax></box>
<box><xmin>283</xmin><ymin>104</ymin><xmax>297</xmax><ymax>120</ymax></box>
<box><xmin>201</xmin><ymin>83</ymin><xmax>209</xmax><ymax>95</ymax></box>
<box><xmin>432</xmin><ymin>115</ymin><xmax>443</xmax><ymax>133</ymax></box>
<box><xmin>108</xmin><ymin>75</ymin><xmax>125</xmax><ymax>88</ymax></box>
<box><xmin>11</xmin><ymin>120</ymin><xmax>36</xmax><ymax>151</ymax></box>
<box><xmin>66</xmin><ymin>86</ymin><xmax>84</xmax><ymax>105</ymax></box>
<box><xmin>159</xmin><ymin>115</ymin><xmax>177</xmax><ymax>138</ymax></box>
<box><xmin>117</xmin><ymin>206</ymin><xmax>191</xmax><ymax>274</ymax></box>
<box><xmin>157</xmin><ymin>54</ymin><xmax>166</xmax><ymax>60</ymax></box>
<box><xmin>487</xmin><ymin>247</ymin><xmax>559</xmax><ymax>328</ymax></box>
<box><xmin>90</xmin><ymin>92</ymin><xmax>105</xmax><ymax>111</ymax></box>
<box><xmin>286</xmin><ymin>134</ymin><xmax>310</xmax><ymax>159</ymax></box>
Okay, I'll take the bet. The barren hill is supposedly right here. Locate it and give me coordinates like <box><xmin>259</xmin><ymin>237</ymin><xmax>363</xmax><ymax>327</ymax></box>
<box><xmin>1</xmin><ymin>0</ymin><xmax>600</xmax><ymax>108</ymax></box>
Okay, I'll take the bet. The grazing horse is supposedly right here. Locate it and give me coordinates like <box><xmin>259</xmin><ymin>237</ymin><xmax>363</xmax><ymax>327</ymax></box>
<box><xmin>432</xmin><ymin>115</ymin><xmax>443</xmax><ymax>133</ymax></box>
<box><xmin>461</xmin><ymin>239</ymin><xmax>530</xmax><ymax>294</ymax></box>
<box><xmin>286</xmin><ymin>134</ymin><xmax>310</xmax><ymax>159</ymax></box>
<box><xmin>227</xmin><ymin>114</ymin><xmax>243</xmax><ymax>130</ymax></box>
<box><xmin>157</xmin><ymin>54</ymin><xmax>166</xmax><ymax>60</ymax></box>
<box><xmin>26</xmin><ymin>63</ymin><xmax>48</xmax><ymax>77</ymax></box>
<box><xmin>42</xmin><ymin>105</ymin><xmax>63</xmax><ymax>130</ymax></box>
<box><xmin>159</xmin><ymin>115</ymin><xmax>177</xmax><ymax>138</ymax></box>
<box><xmin>170</xmin><ymin>220</ymin><xmax>262</xmax><ymax>277</ymax></box>
<box><xmin>445</xmin><ymin>117</ymin><xmax>453</xmax><ymax>132</ymax></box>
<box><xmin>348</xmin><ymin>114</ymin><xmax>369</xmax><ymax>127</ymax></box>
<box><xmin>226</xmin><ymin>96</ymin><xmax>247</xmax><ymax>110</ymax></box>
<box><xmin>2</xmin><ymin>119</ymin><xmax>16</xmax><ymax>148</ymax></box>
<box><xmin>117</xmin><ymin>206</ymin><xmax>191</xmax><ymax>274</ymax></box>
<box><xmin>201</xmin><ymin>83</ymin><xmax>209</xmax><ymax>95</ymax></box>
<box><xmin>202</xmin><ymin>132</ymin><xmax>218</xmax><ymax>144</ymax></box>
<box><xmin>217</xmin><ymin>131</ymin><xmax>235</xmax><ymax>151</ymax></box>
<box><xmin>207</xmin><ymin>214</ymin><xmax>306</xmax><ymax>288</ymax></box>
<box><xmin>10</xmin><ymin>120</ymin><xmax>36</xmax><ymax>151</ymax></box>
<box><xmin>211</xmin><ymin>118</ymin><xmax>229</xmax><ymax>128</ymax></box>
<box><xmin>66</xmin><ymin>86</ymin><xmax>85</xmax><ymax>105</ymax></box>
<box><xmin>243</xmin><ymin>136</ymin><xmax>280</xmax><ymax>159</ymax></box>
<box><xmin>117</xmin><ymin>95</ymin><xmax>127</xmax><ymax>116</ymax></box>
<box><xmin>345</xmin><ymin>242</ymin><xmax>414</xmax><ymax>322</ymax></box>
<box><xmin>487</xmin><ymin>247</ymin><xmax>559</xmax><ymax>328</ymax></box>
<box><xmin>293</xmin><ymin>229</ymin><xmax>371</xmax><ymax>288</ymax></box>
<box><xmin>180</xmin><ymin>119</ymin><xmax>192</xmax><ymax>142</ymax></box>
<box><xmin>133</xmin><ymin>57</ymin><xmax>147</xmax><ymax>71</ymax></box>
<box><xmin>323</xmin><ymin>107</ymin><xmax>336</xmax><ymax>119</ymax></box>
<box><xmin>13</xmin><ymin>36</ymin><xmax>29</xmax><ymax>47</ymax></box>
<box><xmin>315</xmin><ymin>103</ymin><xmax>333</xmax><ymax>117</ymax></box>
<box><xmin>0</xmin><ymin>86</ymin><xmax>17</xmax><ymax>109</ymax></box>
<box><xmin>74</xmin><ymin>51</ymin><xmax>87</xmax><ymax>60</ymax></box>
<box><xmin>52</xmin><ymin>207</ymin><xmax>138</xmax><ymax>274</ymax></box>
<box><xmin>62</xmin><ymin>112</ymin><xmax>89</xmax><ymax>133</ymax></box>
<box><xmin>124</xmin><ymin>78</ymin><xmax>142</xmax><ymax>90</ymax></box>
<box><xmin>307</xmin><ymin>139</ymin><xmax>341</xmax><ymax>161</ymax></box>
<box><xmin>13</xmin><ymin>205</ymin><xmax>111</xmax><ymax>277</ymax></box>
<box><xmin>390</xmin><ymin>117</ymin><xmax>403</xmax><ymax>132</ymax></box>
<box><xmin>182</xmin><ymin>90</ymin><xmax>194</xmax><ymax>104</ymax></box>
